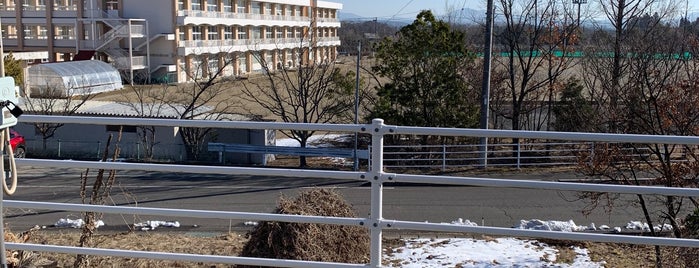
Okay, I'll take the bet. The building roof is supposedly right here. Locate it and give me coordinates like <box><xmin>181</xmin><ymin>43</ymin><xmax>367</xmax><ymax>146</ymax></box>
<box><xmin>19</xmin><ymin>100</ymin><xmax>254</xmax><ymax>121</ymax></box>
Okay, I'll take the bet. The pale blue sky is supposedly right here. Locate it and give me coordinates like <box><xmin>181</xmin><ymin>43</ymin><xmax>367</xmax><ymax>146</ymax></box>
<box><xmin>333</xmin><ymin>0</ymin><xmax>485</xmax><ymax>20</ymax></box>
<box><xmin>333</xmin><ymin>0</ymin><xmax>699</xmax><ymax>21</ymax></box>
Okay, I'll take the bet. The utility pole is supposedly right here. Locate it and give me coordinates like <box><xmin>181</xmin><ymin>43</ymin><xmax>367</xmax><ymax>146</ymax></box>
<box><xmin>353</xmin><ymin>42</ymin><xmax>361</xmax><ymax>171</ymax></box>
<box><xmin>479</xmin><ymin>0</ymin><xmax>495</xmax><ymax>168</ymax></box>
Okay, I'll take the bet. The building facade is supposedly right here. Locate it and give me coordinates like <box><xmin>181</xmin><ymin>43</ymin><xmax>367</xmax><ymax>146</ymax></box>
<box><xmin>0</xmin><ymin>0</ymin><xmax>342</xmax><ymax>83</ymax></box>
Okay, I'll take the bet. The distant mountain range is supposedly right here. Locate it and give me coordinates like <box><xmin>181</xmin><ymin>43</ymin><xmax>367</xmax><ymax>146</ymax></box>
<box><xmin>341</xmin><ymin>9</ymin><xmax>699</xmax><ymax>28</ymax></box>
<box><xmin>339</xmin><ymin>8</ymin><xmax>488</xmax><ymax>26</ymax></box>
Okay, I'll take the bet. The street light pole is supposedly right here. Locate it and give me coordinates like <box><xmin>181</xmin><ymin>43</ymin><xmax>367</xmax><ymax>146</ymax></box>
<box><xmin>572</xmin><ymin>0</ymin><xmax>586</xmax><ymax>28</ymax></box>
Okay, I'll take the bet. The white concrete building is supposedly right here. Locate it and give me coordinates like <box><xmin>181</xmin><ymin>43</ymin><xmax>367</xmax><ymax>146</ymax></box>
<box><xmin>0</xmin><ymin>0</ymin><xmax>342</xmax><ymax>83</ymax></box>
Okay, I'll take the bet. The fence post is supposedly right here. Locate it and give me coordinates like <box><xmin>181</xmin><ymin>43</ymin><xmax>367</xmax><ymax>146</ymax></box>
<box><xmin>369</xmin><ymin>119</ymin><xmax>385</xmax><ymax>268</ymax></box>
<box><xmin>517</xmin><ymin>140</ymin><xmax>521</xmax><ymax>169</ymax></box>
<box><xmin>442</xmin><ymin>144</ymin><xmax>446</xmax><ymax>171</ymax></box>
<box><xmin>57</xmin><ymin>139</ymin><xmax>61</xmax><ymax>158</ymax></box>
<box><xmin>96</xmin><ymin>141</ymin><xmax>101</xmax><ymax>158</ymax></box>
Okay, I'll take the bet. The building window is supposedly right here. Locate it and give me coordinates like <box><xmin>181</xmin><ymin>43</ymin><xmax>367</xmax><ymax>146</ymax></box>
<box><xmin>285</xmin><ymin>27</ymin><xmax>292</xmax><ymax>38</ymax></box>
<box><xmin>223</xmin><ymin>26</ymin><xmax>232</xmax><ymax>39</ymax></box>
<box><xmin>251</xmin><ymin>1</ymin><xmax>260</xmax><ymax>14</ymax></box>
<box><xmin>294</xmin><ymin>6</ymin><xmax>301</xmax><ymax>16</ymax></box>
<box><xmin>178</xmin><ymin>26</ymin><xmax>186</xmax><ymax>41</ymax></box>
<box><xmin>105</xmin><ymin>0</ymin><xmax>117</xmax><ymax>10</ymax></box>
<box><xmin>238</xmin><ymin>54</ymin><xmax>247</xmax><ymax>73</ymax></box>
<box><xmin>263</xmin><ymin>3</ymin><xmax>271</xmax><ymax>14</ymax></box>
<box><xmin>251</xmin><ymin>26</ymin><xmax>260</xmax><ymax>39</ymax></box>
<box><xmin>264</xmin><ymin>53</ymin><xmax>272</xmax><ymax>65</ymax></box>
<box><xmin>284</xmin><ymin>5</ymin><xmax>290</xmax><ymax>16</ymax></box>
<box><xmin>53</xmin><ymin>0</ymin><xmax>76</xmax><ymax>11</ymax></box>
<box><xmin>54</xmin><ymin>25</ymin><xmax>75</xmax><ymax>40</ymax></box>
<box><xmin>191</xmin><ymin>0</ymin><xmax>202</xmax><ymax>11</ymax></box>
<box><xmin>206</xmin><ymin>0</ymin><xmax>216</xmax><ymax>12</ymax></box>
<box><xmin>265</xmin><ymin>27</ymin><xmax>272</xmax><ymax>39</ymax></box>
<box><xmin>1</xmin><ymin>24</ymin><xmax>17</xmax><ymax>39</ymax></box>
<box><xmin>236</xmin><ymin>0</ymin><xmax>245</xmax><ymax>13</ymax></box>
<box><xmin>275</xmin><ymin>26</ymin><xmax>282</xmax><ymax>39</ymax></box>
<box><xmin>207</xmin><ymin>56</ymin><xmax>219</xmax><ymax>72</ymax></box>
<box><xmin>192</xmin><ymin>26</ymin><xmax>202</xmax><ymax>40</ymax></box>
<box><xmin>21</xmin><ymin>0</ymin><xmax>33</xmax><ymax>10</ymax></box>
<box><xmin>237</xmin><ymin>26</ymin><xmax>247</xmax><ymax>39</ymax></box>
<box><xmin>0</xmin><ymin>0</ymin><xmax>15</xmax><ymax>11</ymax></box>
<box><xmin>207</xmin><ymin>26</ymin><xmax>218</xmax><ymax>40</ymax></box>
<box><xmin>177</xmin><ymin>0</ymin><xmax>185</xmax><ymax>10</ymax></box>
<box><xmin>296</xmin><ymin>28</ymin><xmax>302</xmax><ymax>39</ymax></box>
<box><xmin>23</xmin><ymin>25</ymin><xmax>47</xmax><ymax>39</ymax></box>
<box><xmin>223</xmin><ymin>0</ymin><xmax>232</xmax><ymax>12</ymax></box>
<box><xmin>32</xmin><ymin>0</ymin><xmax>46</xmax><ymax>10</ymax></box>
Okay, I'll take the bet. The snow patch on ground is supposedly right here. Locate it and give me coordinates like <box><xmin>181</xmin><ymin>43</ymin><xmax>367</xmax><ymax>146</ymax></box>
<box><xmin>53</xmin><ymin>218</ymin><xmax>104</xmax><ymax>229</ymax></box>
<box><xmin>134</xmin><ymin>220</ymin><xmax>181</xmax><ymax>231</ymax></box>
<box><xmin>385</xmin><ymin>237</ymin><xmax>606</xmax><ymax>268</ymax></box>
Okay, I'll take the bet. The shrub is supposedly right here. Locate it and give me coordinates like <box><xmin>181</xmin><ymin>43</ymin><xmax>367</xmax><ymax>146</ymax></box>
<box><xmin>239</xmin><ymin>188</ymin><xmax>369</xmax><ymax>267</ymax></box>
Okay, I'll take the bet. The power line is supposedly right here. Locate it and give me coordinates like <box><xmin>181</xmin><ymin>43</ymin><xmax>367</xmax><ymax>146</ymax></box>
<box><xmin>389</xmin><ymin>0</ymin><xmax>416</xmax><ymax>21</ymax></box>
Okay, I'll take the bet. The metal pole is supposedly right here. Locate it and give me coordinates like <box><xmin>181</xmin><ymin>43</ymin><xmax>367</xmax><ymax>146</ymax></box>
<box><xmin>0</xmin><ymin>18</ymin><xmax>5</xmax><ymax>268</ymax></box>
<box><xmin>0</xmin><ymin>17</ymin><xmax>5</xmax><ymax>77</ymax></box>
<box><xmin>479</xmin><ymin>0</ymin><xmax>495</xmax><ymax>168</ymax></box>
<box><xmin>369</xmin><ymin>119</ymin><xmax>384</xmax><ymax>267</ymax></box>
<box><xmin>353</xmin><ymin>42</ymin><xmax>361</xmax><ymax>171</ymax></box>
<box><xmin>0</xmin><ymin>132</ymin><xmax>6</xmax><ymax>268</ymax></box>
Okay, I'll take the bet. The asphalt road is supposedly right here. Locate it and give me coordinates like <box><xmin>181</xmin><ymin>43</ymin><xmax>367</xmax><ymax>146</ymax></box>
<box><xmin>2</xmin><ymin>165</ymin><xmax>668</xmax><ymax>233</ymax></box>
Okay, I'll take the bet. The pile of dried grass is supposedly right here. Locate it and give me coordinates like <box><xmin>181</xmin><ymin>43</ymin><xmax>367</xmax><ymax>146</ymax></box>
<box><xmin>240</xmin><ymin>188</ymin><xmax>369</xmax><ymax>267</ymax></box>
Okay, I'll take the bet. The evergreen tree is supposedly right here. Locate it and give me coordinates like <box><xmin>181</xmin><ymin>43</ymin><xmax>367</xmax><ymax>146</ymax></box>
<box><xmin>4</xmin><ymin>53</ymin><xmax>23</xmax><ymax>86</ymax></box>
<box><xmin>369</xmin><ymin>10</ymin><xmax>479</xmax><ymax>128</ymax></box>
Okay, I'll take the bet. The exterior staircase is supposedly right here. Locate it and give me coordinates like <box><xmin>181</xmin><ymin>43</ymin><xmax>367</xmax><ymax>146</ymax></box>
<box><xmin>78</xmin><ymin>10</ymin><xmax>149</xmax><ymax>83</ymax></box>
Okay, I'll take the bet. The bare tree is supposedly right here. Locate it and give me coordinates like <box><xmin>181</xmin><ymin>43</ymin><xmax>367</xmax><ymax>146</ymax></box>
<box><xmin>241</xmin><ymin>37</ymin><xmax>355</xmax><ymax>167</ymax></box>
<box><xmin>117</xmin><ymin>84</ymin><xmax>171</xmax><ymax>160</ymax></box>
<box><xmin>494</xmin><ymin>0</ymin><xmax>579</xmax><ymax>133</ymax></box>
<box><xmin>581</xmin><ymin>0</ymin><xmax>679</xmax><ymax>132</ymax></box>
<box><xmin>576</xmin><ymin>4</ymin><xmax>696</xmax><ymax>266</ymax></box>
<box><xmin>152</xmin><ymin>52</ymin><xmax>241</xmax><ymax>161</ymax></box>
<box><xmin>23</xmin><ymin>82</ymin><xmax>94</xmax><ymax>153</ymax></box>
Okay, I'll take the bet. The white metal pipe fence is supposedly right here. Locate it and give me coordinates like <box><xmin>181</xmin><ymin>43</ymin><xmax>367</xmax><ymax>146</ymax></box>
<box><xmin>4</xmin><ymin>115</ymin><xmax>699</xmax><ymax>268</ymax></box>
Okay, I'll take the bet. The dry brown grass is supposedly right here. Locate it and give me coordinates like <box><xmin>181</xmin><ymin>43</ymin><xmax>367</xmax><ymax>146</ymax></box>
<box><xmin>6</xmin><ymin>227</ymin><xmax>695</xmax><ymax>267</ymax></box>
<box><xmin>15</xmin><ymin>230</ymin><xmax>246</xmax><ymax>268</ymax></box>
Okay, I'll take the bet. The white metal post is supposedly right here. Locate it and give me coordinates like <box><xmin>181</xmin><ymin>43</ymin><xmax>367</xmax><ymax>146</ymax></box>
<box><xmin>0</xmin><ymin>147</ymin><xmax>6</xmax><ymax>268</ymax></box>
<box><xmin>146</xmin><ymin>21</ymin><xmax>150</xmax><ymax>84</ymax></box>
<box><xmin>369</xmin><ymin>118</ymin><xmax>384</xmax><ymax>267</ymax></box>
<box><xmin>128</xmin><ymin>19</ymin><xmax>134</xmax><ymax>85</ymax></box>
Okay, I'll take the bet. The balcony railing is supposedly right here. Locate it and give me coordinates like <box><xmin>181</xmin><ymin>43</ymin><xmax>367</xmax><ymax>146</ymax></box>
<box><xmin>177</xmin><ymin>10</ymin><xmax>311</xmax><ymax>23</ymax></box>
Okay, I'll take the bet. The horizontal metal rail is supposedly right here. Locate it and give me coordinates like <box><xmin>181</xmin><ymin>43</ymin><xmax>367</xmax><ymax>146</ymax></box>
<box><xmin>383</xmin><ymin>221</ymin><xmax>699</xmax><ymax>248</ymax></box>
<box><xmin>5</xmin><ymin>201</ymin><xmax>366</xmax><ymax>227</ymax></box>
<box><xmin>208</xmin><ymin>143</ymin><xmax>370</xmax><ymax>159</ymax></box>
<box><xmin>17</xmin><ymin>159</ymin><xmax>363</xmax><ymax>181</ymax></box>
<box><xmin>7</xmin><ymin>243</ymin><xmax>364</xmax><ymax>268</ymax></box>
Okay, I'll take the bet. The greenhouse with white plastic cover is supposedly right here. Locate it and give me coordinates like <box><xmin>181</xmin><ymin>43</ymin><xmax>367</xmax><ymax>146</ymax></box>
<box><xmin>26</xmin><ymin>60</ymin><xmax>123</xmax><ymax>97</ymax></box>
